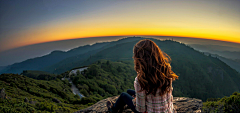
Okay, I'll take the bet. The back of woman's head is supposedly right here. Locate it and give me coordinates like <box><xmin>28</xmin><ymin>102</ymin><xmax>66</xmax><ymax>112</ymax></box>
<box><xmin>133</xmin><ymin>39</ymin><xmax>178</xmax><ymax>96</ymax></box>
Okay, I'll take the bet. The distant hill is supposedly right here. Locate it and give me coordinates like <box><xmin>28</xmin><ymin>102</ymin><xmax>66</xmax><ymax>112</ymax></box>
<box><xmin>0</xmin><ymin>42</ymin><xmax>110</xmax><ymax>74</ymax></box>
<box><xmin>189</xmin><ymin>44</ymin><xmax>240</xmax><ymax>52</ymax></box>
<box><xmin>189</xmin><ymin>44</ymin><xmax>240</xmax><ymax>60</ymax></box>
<box><xmin>0</xmin><ymin>37</ymin><xmax>141</xmax><ymax>74</ymax></box>
<box><xmin>0</xmin><ymin>66</ymin><xmax>6</xmax><ymax>72</ymax></box>
<box><xmin>210</xmin><ymin>51</ymin><xmax>240</xmax><ymax>60</ymax></box>
<box><xmin>41</xmin><ymin>37</ymin><xmax>141</xmax><ymax>74</ymax></box>
<box><xmin>190</xmin><ymin>44</ymin><xmax>240</xmax><ymax>73</ymax></box>
<box><xmin>0</xmin><ymin>36</ymin><xmax>125</xmax><ymax>66</ymax></box>
<box><xmin>235</xmin><ymin>59</ymin><xmax>240</xmax><ymax>63</ymax></box>
<box><xmin>204</xmin><ymin>52</ymin><xmax>240</xmax><ymax>73</ymax></box>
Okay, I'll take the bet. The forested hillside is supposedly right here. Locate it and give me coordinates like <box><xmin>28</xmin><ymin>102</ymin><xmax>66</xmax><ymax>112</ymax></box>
<box><xmin>1</xmin><ymin>59</ymin><xmax>239</xmax><ymax>112</ymax></box>
<box><xmin>71</xmin><ymin>60</ymin><xmax>136</xmax><ymax>98</ymax></box>
<box><xmin>0</xmin><ymin>73</ymin><xmax>98</xmax><ymax>112</ymax></box>
<box><xmin>202</xmin><ymin>92</ymin><xmax>240</xmax><ymax>112</ymax></box>
<box><xmin>21</xmin><ymin>70</ymin><xmax>57</xmax><ymax>80</ymax></box>
<box><xmin>68</xmin><ymin>59</ymin><xmax>240</xmax><ymax>101</ymax></box>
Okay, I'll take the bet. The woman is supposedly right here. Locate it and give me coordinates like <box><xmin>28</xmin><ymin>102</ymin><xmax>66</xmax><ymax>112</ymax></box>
<box><xmin>107</xmin><ymin>39</ymin><xmax>178</xmax><ymax>113</ymax></box>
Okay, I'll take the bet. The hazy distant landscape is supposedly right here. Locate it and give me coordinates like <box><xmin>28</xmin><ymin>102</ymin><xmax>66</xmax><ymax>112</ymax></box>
<box><xmin>0</xmin><ymin>36</ymin><xmax>124</xmax><ymax>66</ymax></box>
<box><xmin>189</xmin><ymin>44</ymin><xmax>240</xmax><ymax>73</ymax></box>
<box><xmin>1</xmin><ymin>37</ymin><xmax>240</xmax><ymax>112</ymax></box>
<box><xmin>190</xmin><ymin>44</ymin><xmax>240</xmax><ymax>59</ymax></box>
<box><xmin>1</xmin><ymin>36</ymin><xmax>240</xmax><ymax>67</ymax></box>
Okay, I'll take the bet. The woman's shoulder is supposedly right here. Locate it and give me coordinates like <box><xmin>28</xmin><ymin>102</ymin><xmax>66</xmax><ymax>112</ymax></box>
<box><xmin>134</xmin><ymin>76</ymin><xmax>143</xmax><ymax>90</ymax></box>
<box><xmin>135</xmin><ymin>76</ymin><xmax>138</xmax><ymax>81</ymax></box>
<box><xmin>134</xmin><ymin>76</ymin><xmax>141</xmax><ymax>85</ymax></box>
<box><xmin>134</xmin><ymin>76</ymin><xmax>139</xmax><ymax>85</ymax></box>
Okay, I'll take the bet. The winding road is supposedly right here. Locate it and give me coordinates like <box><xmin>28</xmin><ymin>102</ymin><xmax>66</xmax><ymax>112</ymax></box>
<box><xmin>62</xmin><ymin>67</ymin><xmax>88</xmax><ymax>99</ymax></box>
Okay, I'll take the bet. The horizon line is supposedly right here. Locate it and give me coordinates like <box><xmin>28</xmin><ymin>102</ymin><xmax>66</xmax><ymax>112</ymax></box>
<box><xmin>1</xmin><ymin>35</ymin><xmax>240</xmax><ymax>53</ymax></box>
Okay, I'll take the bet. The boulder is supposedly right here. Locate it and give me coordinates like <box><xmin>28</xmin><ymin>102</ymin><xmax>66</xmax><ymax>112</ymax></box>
<box><xmin>0</xmin><ymin>88</ymin><xmax>6</xmax><ymax>99</ymax></box>
<box><xmin>24</xmin><ymin>97</ymin><xmax>29</xmax><ymax>103</ymax></box>
<box><xmin>74</xmin><ymin>96</ymin><xmax>202</xmax><ymax>113</ymax></box>
<box><xmin>173</xmin><ymin>97</ymin><xmax>202</xmax><ymax>113</ymax></box>
<box><xmin>29</xmin><ymin>101</ymin><xmax>37</xmax><ymax>105</ymax></box>
<box><xmin>52</xmin><ymin>98</ymin><xmax>61</xmax><ymax>103</ymax></box>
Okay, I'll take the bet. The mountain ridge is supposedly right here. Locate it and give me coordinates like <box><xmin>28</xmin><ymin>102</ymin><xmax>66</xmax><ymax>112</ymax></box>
<box><xmin>0</xmin><ymin>42</ymin><xmax>110</xmax><ymax>74</ymax></box>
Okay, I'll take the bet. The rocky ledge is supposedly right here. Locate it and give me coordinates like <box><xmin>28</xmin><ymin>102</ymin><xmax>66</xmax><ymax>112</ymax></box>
<box><xmin>74</xmin><ymin>96</ymin><xmax>202</xmax><ymax>113</ymax></box>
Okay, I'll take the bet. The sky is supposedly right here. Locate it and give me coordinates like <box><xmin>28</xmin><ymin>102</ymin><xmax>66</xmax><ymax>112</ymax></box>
<box><xmin>0</xmin><ymin>0</ymin><xmax>240</xmax><ymax>52</ymax></box>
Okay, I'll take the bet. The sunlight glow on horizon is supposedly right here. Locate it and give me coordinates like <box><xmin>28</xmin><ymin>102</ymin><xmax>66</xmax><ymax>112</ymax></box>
<box><xmin>9</xmin><ymin>21</ymin><xmax>240</xmax><ymax>50</ymax></box>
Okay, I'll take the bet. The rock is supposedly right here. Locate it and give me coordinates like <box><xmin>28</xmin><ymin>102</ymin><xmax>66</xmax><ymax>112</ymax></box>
<box><xmin>52</xmin><ymin>98</ymin><xmax>61</xmax><ymax>103</ymax></box>
<box><xmin>74</xmin><ymin>96</ymin><xmax>202</xmax><ymax>113</ymax></box>
<box><xmin>173</xmin><ymin>97</ymin><xmax>202</xmax><ymax>113</ymax></box>
<box><xmin>29</xmin><ymin>101</ymin><xmax>37</xmax><ymax>105</ymax></box>
<box><xmin>0</xmin><ymin>88</ymin><xmax>6</xmax><ymax>99</ymax></box>
<box><xmin>24</xmin><ymin>97</ymin><xmax>29</xmax><ymax>103</ymax></box>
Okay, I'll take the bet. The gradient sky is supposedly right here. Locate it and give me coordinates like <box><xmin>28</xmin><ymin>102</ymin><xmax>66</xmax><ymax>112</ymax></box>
<box><xmin>0</xmin><ymin>0</ymin><xmax>240</xmax><ymax>52</ymax></box>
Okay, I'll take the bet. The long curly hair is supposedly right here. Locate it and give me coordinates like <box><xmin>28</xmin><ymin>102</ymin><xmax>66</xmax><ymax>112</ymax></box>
<box><xmin>133</xmin><ymin>39</ymin><xmax>178</xmax><ymax>96</ymax></box>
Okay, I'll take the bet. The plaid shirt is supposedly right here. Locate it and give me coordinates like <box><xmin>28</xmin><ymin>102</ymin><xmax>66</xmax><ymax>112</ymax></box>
<box><xmin>134</xmin><ymin>77</ymin><xmax>174</xmax><ymax>113</ymax></box>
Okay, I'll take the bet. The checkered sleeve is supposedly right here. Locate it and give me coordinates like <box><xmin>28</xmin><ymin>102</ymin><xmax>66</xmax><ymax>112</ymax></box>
<box><xmin>134</xmin><ymin>77</ymin><xmax>146</xmax><ymax>112</ymax></box>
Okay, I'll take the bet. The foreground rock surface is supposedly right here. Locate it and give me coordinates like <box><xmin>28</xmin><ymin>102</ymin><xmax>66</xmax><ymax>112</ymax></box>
<box><xmin>75</xmin><ymin>96</ymin><xmax>202</xmax><ymax>113</ymax></box>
